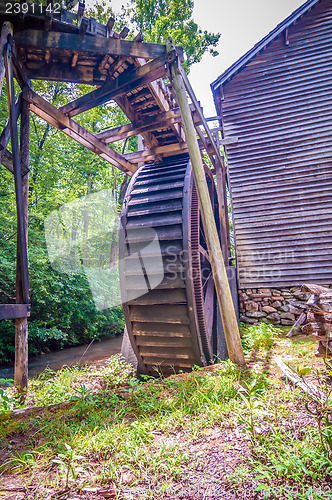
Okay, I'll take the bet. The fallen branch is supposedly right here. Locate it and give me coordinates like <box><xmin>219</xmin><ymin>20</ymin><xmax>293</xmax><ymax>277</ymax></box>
<box><xmin>275</xmin><ymin>357</ymin><xmax>325</xmax><ymax>402</ymax></box>
<box><xmin>287</xmin><ymin>312</ymin><xmax>306</xmax><ymax>338</ymax></box>
<box><xmin>0</xmin><ymin>386</ymin><xmax>130</xmax><ymax>422</ymax></box>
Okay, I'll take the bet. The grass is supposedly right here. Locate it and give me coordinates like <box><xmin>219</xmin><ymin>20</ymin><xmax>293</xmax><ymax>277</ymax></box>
<box><xmin>0</xmin><ymin>327</ymin><xmax>331</xmax><ymax>499</ymax></box>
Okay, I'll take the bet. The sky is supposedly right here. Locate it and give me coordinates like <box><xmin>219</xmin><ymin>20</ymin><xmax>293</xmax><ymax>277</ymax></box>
<box><xmin>89</xmin><ymin>0</ymin><xmax>306</xmax><ymax>116</ymax></box>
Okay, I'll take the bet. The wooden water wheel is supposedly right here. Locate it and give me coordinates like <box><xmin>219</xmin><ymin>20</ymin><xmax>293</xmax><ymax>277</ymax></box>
<box><xmin>119</xmin><ymin>154</ymin><xmax>226</xmax><ymax>376</ymax></box>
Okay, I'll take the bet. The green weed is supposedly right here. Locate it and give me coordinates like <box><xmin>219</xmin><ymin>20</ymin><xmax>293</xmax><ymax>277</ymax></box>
<box><xmin>241</xmin><ymin>322</ymin><xmax>282</xmax><ymax>352</ymax></box>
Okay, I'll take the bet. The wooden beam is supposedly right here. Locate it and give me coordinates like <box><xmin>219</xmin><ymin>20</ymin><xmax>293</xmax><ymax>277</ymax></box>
<box><xmin>123</xmin><ymin>141</ymin><xmax>196</xmax><ymax>163</ymax></box>
<box><xmin>14</xmin><ymin>86</ymin><xmax>30</xmax><ymax>397</ymax></box>
<box><xmin>0</xmin><ymin>304</ymin><xmax>30</xmax><ymax>321</ymax></box>
<box><xmin>194</xmin><ymin>122</ymin><xmax>230</xmax><ymax>261</ymax></box>
<box><xmin>166</xmin><ymin>38</ymin><xmax>245</xmax><ymax>367</ymax></box>
<box><xmin>22</xmin><ymin>87</ymin><xmax>137</xmax><ymax>175</ymax></box>
<box><xmin>59</xmin><ymin>52</ymin><xmax>175</xmax><ymax>118</ymax></box>
<box><xmin>177</xmin><ymin>62</ymin><xmax>225</xmax><ymax>167</ymax></box>
<box><xmin>14</xmin><ymin>29</ymin><xmax>184</xmax><ymax>60</ymax></box>
<box><xmin>1</xmin><ymin>149</ymin><xmax>29</xmax><ymax>175</ymax></box>
<box><xmin>135</xmin><ymin>56</ymin><xmax>186</xmax><ymax>144</ymax></box>
<box><xmin>213</xmin><ymin>156</ymin><xmax>231</xmax><ymax>261</ymax></box>
<box><xmin>96</xmin><ymin>108</ymin><xmax>181</xmax><ymax>143</ymax></box>
<box><xmin>123</xmin><ymin>136</ymin><xmax>213</xmax><ymax>163</ymax></box>
<box><xmin>0</xmin><ymin>22</ymin><xmax>12</xmax><ymax>96</ymax></box>
<box><xmin>0</xmin><ymin>92</ymin><xmax>21</xmax><ymax>157</ymax></box>
<box><xmin>4</xmin><ymin>41</ymin><xmax>30</xmax><ymax>393</ymax></box>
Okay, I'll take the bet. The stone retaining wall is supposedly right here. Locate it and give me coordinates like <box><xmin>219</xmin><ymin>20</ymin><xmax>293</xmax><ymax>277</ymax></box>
<box><xmin>238</xmin><ymin>287</ymin><xmax>312</xmax><ymax>326</ymax></box>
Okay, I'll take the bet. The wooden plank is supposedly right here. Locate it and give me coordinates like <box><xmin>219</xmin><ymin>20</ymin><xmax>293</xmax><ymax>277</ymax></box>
<box><xmin>130</xmin><ymin>305</ymin><xmax>190</xmax><ymax>324</ymax></box>
<box><xmin>14</xmin><ymin>29</ymin><xmax>184</xmax><ymax>60</ymax></box>
<box><xmin>123</xmin><ymin>142</ymin><xmax>206</xmax><ymax>163</ymax></box>
<box><xmin>0</xmin><ymin>304</ymin><xmax>30</xmax><ymax>320</ymax></box>
<box><xmin>124</xmin><ymin>145</ymin><xmax>188</xmax><ymax>162</ymax></box>
<box><xmin>22</xmin><ymin>86</ymin><xmax>137</xmax><ymax>174</ymax></box>
<box><xmin>59</xmin><ymin>52</ymin><xmax>174</xmax><ymax>117</ymax></box>
<box><xmin>95</xmin><ymin>108</ymin><xmax>181</xmax><ymax>143</ymax></box>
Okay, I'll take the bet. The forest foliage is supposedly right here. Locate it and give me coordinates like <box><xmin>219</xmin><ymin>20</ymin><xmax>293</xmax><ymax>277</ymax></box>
<box><xmin>0</xmin><ymin>0</ymin><xmax>220</xmax><ymax>363</ymax></box>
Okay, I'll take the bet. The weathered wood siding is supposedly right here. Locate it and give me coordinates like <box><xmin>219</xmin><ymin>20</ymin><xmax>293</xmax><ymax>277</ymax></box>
<box><xmin>219</xmin><ymin>0</ymin><xmax>332</xmax><ymax>288</ymax></box>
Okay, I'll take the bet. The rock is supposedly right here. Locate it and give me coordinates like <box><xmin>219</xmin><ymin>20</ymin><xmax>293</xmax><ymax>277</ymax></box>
<box><xmin>245</xmin><ymin>300</ymin><xmax>259</xmax><ymax>312</ymax></box>
<box><xmin>262</xmin><ymin>306</ymin><xmax>277</xmax><ymax>314</ymax></box>
<box><xmin>287</xmin><ymin>305</ymin><xmax>303</xmax><ymax>316</ymax></box>
<box><xmin>239</xmin><ymin>291</ymin><xmax>249</xmax><ymax>301</ymax></box>
<box><xmin>250</xmin><ymin>293</ymin><xmax>272</xmax><ymax>299</ymax></box>
<box><xmin>262</xmin><ymin>297</ymin><xmax>270</xmax><ymax>303</ymax></box>
<box><xmin>281</xmin><ymin>319</ymin><xmax>294</xmax><ymax>326</ymax></box>
<box><xmin>289</xmin><ymin>301</ymin><xmax>306</xmax><ymax>309</ymax></box>
<box><xmin>271</xmin><ymin>296</ymin><xmax>284</xmax><ymax>301</ymax></box>
<box><xmin>258</xmin><ymin>288</ymin><xmax>271</xmax><ymax>293</ymax></box>
<box><xmin>293</xmin><ymin>290</ymin><xmax>306</xmax><ymax>300</ymax></box>
<box><xmin>246</xmin><ymin>311</ymin><xmax>267</xmax><ymax>318</ymax></box>
<box><xmin>279</xmin><ymin>305</ymin><xmax>289</xmax><ymax>313</ymax></box>
<box><xmin>282</xmin><ymin>292</ymin><xmax>291</xmax><ymax>298</ymax></box>
<box><xmin>280</xmin><ymin>312</ymin><xmax>295</xmax><ymax>321</ymax></box>
<box><xmin>271</xmin><ymin>300</ymin><xmax>282</xmax><ymax>308</ymax></box>
<box><xmin>266</xmin><ymin>312</ymin><xmax>281</xmax><ymax>323</ymax></box>
<box><xmin>239</xmin><ymin>316</ymin><xmax>257</xmax><ymax>325</ymax></box>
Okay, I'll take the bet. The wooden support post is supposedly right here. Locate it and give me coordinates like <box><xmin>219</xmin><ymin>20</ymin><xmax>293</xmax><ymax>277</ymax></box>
<box><xmin>166</xmin><ymin>39</ymin><xmax>245</xmax><ymax>367</ymax></box>
<box><xmin>4</xmin><ymin>40</ymin><xmax>30</xmax><ymax>394</ymax></box>
<box><xmin>15</xmin><ymin>87</ymin><xmax>30</xmax><ymax>395</ymax></box>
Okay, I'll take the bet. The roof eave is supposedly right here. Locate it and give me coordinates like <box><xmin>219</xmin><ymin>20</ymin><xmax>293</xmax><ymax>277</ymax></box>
<box><xmin>211</xmin><ymin>0</ymin><xmax>321</xmax><ymax>92</ymax></box>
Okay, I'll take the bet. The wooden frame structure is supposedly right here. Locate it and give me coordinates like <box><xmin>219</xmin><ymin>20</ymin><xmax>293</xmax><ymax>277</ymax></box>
<box><xmin>0</xmin><ymin>1</ymin><xmax>243</xmax><ymax>391</ymax></box>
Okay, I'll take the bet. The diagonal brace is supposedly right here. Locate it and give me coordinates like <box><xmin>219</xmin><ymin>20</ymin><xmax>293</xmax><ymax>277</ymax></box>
<box><xmin>22</xmin><ymin>86</ymin><xmax>137</xmax><ymax>175</ymax></box>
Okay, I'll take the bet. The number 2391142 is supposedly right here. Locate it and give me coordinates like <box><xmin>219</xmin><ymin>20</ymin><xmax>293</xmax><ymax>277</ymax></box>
<box><xmin>5</xmin><ymin>3</ymin><xmax>61</xmax><ymax>15</ymax></box>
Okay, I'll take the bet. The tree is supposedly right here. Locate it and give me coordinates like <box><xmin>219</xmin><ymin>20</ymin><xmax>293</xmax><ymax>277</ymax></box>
<box><xmin>122</xmin><ymin>0</ymin><xmax>220</xmax><ymax>69</ymax></box>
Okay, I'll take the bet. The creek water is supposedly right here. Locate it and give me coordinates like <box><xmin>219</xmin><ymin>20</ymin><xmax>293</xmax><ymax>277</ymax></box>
<box><xmin>0</xmin><ymin>335</ymin><xmax>122</xmax><ymax>380</ymax></box>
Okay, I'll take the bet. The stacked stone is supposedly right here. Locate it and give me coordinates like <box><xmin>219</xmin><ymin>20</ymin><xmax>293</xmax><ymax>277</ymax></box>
<box><xmin>239</xmin><ymin>287</ymin><xmax>311</xmax><ymax>326</ymax></box>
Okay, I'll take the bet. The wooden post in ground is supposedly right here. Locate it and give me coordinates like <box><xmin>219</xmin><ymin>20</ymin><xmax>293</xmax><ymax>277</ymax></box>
<box><xmin>4</xmin><ymin>39</ymin><xmax>30</xmax><ymax>393</ymax></box>
<box><xmin>166</xmin><ymin>38</ymin><xmax>245</xmax><ymax>367</ymax></box>
<box><xmin>15</xmin><ymin>89</ymin><xmax>30</xmax><ymax>394</ymax></box>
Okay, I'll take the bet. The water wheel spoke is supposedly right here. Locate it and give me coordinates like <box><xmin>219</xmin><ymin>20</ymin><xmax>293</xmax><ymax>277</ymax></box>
<box><xmin>199</xmin><ymin>244</ymin><xmax>210</xmax><ymax>265</ymax></box>
<box><xmin>204</xmin><ymin>277</ymin><xmax>215</xmax><ymax>345</ymax></box>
